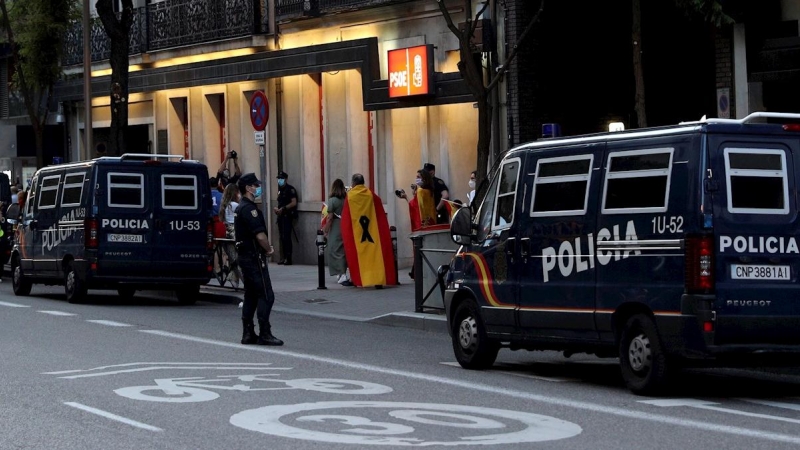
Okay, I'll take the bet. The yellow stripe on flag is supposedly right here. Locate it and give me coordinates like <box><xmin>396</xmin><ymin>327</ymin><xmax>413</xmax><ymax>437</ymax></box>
<box><xmin>346</xmin><ymin>185</ymin><xmax>387</xmax><ymax>286</ymax></box>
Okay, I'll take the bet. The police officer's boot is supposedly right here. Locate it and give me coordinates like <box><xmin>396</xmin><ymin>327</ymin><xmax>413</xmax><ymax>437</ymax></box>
<box><xmin>241</xmin><ymin>319</ymin><xmax>258</xmax><ymax>345</ymax></box>
<box><xmin>257</xmin><ymin>321</ymin><xmax>284</xmax><ymax>346</ymax></box>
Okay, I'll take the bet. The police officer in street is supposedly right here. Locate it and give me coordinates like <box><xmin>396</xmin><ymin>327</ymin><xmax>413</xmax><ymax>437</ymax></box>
<box><xmin>273</xmin><ymin>171</ymin><xmax>298</xmax><ymax>265</ymax></box>
<box><xmin>235</xmin><ymin>173</ymin><xmax>283</xmax><ymax>346</ymax></box>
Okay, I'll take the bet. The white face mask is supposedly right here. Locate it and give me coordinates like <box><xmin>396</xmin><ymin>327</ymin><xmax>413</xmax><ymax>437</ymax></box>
<box><xmin>415</xmin><ymin>178</ymin><xmax>422</xmax><ymax>186</ymax></box>
<box><xmin>468</xmin><ymin>180</ymin><xmax>476</xmax><ymax>189</ymax></box>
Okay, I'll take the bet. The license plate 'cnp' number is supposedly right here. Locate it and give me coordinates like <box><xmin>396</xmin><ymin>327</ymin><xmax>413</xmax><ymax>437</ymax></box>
<box><xmin>108</xmin><ymin>234</ymin><xmax>143</xmax><ymax>243</ymax></box>
<box><xmin>730</xmin><ymin>264</ymin><xmax>791</xmax><ymax>281</ymax></box>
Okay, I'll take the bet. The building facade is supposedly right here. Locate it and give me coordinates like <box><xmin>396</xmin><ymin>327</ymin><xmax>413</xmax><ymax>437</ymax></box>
<box><xmin>54</xmin><ymin>0</ymin><xmax>489</xmax><ymax>266</ymax></box>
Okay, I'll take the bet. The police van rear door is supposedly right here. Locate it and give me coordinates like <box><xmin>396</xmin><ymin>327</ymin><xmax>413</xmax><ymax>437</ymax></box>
<box><xmin>151</xmin><ymin>165</ymin><xmax>209</xmax><ymax>279</ymax></box>
<box><xmin>99</xmin><ymin>168</ymin><xmax>155</xmax><ymax>277</ymax></box>
<box><xmin>710</xmin><ymin>125</ymin><xmax>800</xmax><ymax>346</ymax></box>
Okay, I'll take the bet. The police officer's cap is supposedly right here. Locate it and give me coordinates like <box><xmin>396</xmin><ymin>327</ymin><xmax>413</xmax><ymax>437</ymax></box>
<box><xmin>424</xmin><ymin>163</ymin><xmax>435</xmax><ymax>172</ymax></box>
<box><xmin>276</xmin><ymin>171</ymin><xmax>288</xmax><ymax>179</ymax></box>
<box><xmin>239</xmin><ymin>173</ymin><xmax>261</xmax><ymax>186</ymax></box>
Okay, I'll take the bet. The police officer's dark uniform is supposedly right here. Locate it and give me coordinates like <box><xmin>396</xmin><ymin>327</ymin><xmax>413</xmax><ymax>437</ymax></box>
<box><xmin>275</xmin><ymin>171</ymin><xmax>298</xmax><ymax>265</ymax></box>
<box><xmin>425</xmin><ymin>163</ymin><xmax>450</xmax><ymax>224</ymax></box>
<box><xmin>235</xmin><ymin>173</ymin><xmax>283</xmax><ymax>346</ymax></box>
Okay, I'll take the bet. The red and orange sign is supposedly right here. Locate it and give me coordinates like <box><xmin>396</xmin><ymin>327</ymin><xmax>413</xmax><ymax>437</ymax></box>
<box><xmin>388</xmin><ymin>45</ymin><xmax>433</xmax><ymax>98</ymax></box>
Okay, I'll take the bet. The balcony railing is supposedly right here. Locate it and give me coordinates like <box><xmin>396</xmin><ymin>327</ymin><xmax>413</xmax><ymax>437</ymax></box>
<box><xmin>63</xmin><ymin>0</ymin><xmax>269</xmax><ymax>66</ymax></box>
<box><xmin>276</xmin><ymin>0</ymin><xmax>413</xmax><ymax>19</ymax></box>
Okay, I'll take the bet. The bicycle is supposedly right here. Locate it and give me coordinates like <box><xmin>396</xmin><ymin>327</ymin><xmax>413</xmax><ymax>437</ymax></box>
<box><xmin>212</xmin><ymin>237</ymin><xmax>240</xmax><ymax>290</ymax></box>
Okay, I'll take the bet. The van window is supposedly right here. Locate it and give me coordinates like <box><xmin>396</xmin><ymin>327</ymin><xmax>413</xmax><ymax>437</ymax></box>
<box><xmin>493</xmin><ymin>159</ymin><xmax>521</xmax><ymax>228</ymax></box>
<box><xmin>61</xmin><ymin>173</ymin><xmax>85</xmax><ymax>207</ymax></box>
<box><xmin>724</xmin><ymin>148</ymin><xmax>789</xmax><ymax>214</ymax></box>
<box><xmin>162</xmin><ymin>175</ymin><xmax>198</xmax><ymax>210</ymax></box>
<box><xmin>38</xmin><ymin>175</ymin><xmax>61</xmax><ymax>210</ymax></box>
<box><xmin>602</xmin><ymin>148</ymin><xmax>673</xmax><ymax>214</ymax></box>
<box><xmin>108</xmin><ymin>173</ymin><xmax>144</xmax><ymax>208</ymax></box>
<box><xmin>531</xmin><ymin>155</ymin><xmax>593</xmax><ymax>217</ymax></box>
<box><xmin>476</xmin><ymin>175</ymin><xmax>499</xmax><ymax>241</ymax></box>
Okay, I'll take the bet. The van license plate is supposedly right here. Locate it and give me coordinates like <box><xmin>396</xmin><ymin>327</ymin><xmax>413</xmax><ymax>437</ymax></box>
<box><xmin>108</xmin><ymin>234</ymin><xmax>143</xmax><ymax>243</ymax></box>
<box><xmin>730</xmin><ymin>264</ymin><xmax>790</xmax><ymax>280</ymax></box>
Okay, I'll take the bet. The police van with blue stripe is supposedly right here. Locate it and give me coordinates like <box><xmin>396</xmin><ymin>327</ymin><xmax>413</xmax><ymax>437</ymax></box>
<box><xmin>12</xmin><ymin>154</ymin><xmax>214</xmax><ymax>304</ymax></box>
<box><xmin>445</xmin><ymin>112</ymin><xmax>800</xmax><ymax>395</ymax></box>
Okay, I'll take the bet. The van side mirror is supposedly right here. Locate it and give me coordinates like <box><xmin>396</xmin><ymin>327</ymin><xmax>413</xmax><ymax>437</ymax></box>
<box><xmin>450</xmin><ymin>208</ymin><xmax>473</xmax><ymax>245</ymax></box>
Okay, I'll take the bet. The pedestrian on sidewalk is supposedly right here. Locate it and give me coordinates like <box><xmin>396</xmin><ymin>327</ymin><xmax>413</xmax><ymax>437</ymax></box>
<box><xmin>235</xmin><ymin>173</ymin><xmax>283</xmax><ymax>346</ymax></box>
<box><xmin>324</xmin><ymin>179</ymin><xmax>352</xmax><ymax>286</ymax></box>
<box><xmin>340</xmin><ymin>173</ymin><xmax>396</xmax><ymax>288</ymax></box>
<box><xmin>219</xmin><ymin>183</ymin><xmax>242</xmax><ymax>288</ymax></box>
<box><xmin>273</xmin><ymin>171</ymin><xmax>298</xmax><ymax>265</ymax></box>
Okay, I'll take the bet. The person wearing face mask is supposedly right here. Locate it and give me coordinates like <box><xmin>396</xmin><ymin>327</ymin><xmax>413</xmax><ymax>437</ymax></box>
<box><xmin>415</xmin><ymin>169</ymin><xmax>436</xmax><ymax>227</ymax></box>
<box><xmin>467</xmin><ymin>170</ymin><xmax>477</xmax><ymax>207</ymax></box>
<box><xmin>273</xmin><ymin>171</ymin><xmax>298</xmax><ymax>265</ymax></box>
<box><xmin>234</xmin><ymin>173</ymin><xmax>283</xmax><ymax>346</ymax></box>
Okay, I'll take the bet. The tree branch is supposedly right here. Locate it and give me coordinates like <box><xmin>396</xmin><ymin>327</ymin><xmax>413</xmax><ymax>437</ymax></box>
<box><xmin>486</xmin><ymin>0</ymin><xmax>544</xmax><ymax>92</ymax></box>
<box><xmin>436</xmin><ymin>0</ymin><xmax>464</xmax><ymax>38</ymax></box>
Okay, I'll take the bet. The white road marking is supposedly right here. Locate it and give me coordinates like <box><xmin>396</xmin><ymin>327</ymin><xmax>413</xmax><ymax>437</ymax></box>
<box><xmin>231</xmin><ymin>401</ymin><xmax>582</xmax><ymax>445</ymax></box>
<box><xmin>0</xmin><ymin>301</ymin><xmax>30</xmax><ymax>308</ymax></box>
<box><xmin>43</xmin><ymin>362</ymin><xmax>278</xmax><ymax>376</ymax></box>
<box><xmin>49</xmin><ymin>365</ymin><xmax>289</xmax><ymax>379</ymax></box>
<box><xmin>440</xmin><ymin>361</ymin><xmax>575</xmax><ymax>382</ymax></box>
<box><xmin>86</xmin><ymin>320</ymin><xmax>131</xmax><ymax>327</ymax></box>
<box><xmin>740</xmin><ymin>398</ymin><xmax>800</xmax><ymax>412</ymax></box>
<box><xmin>639</xmin><ymin>399</ymin><xmax>800</xmax><ymax>425</ymax></box>
<box><xmin>38</xmin><ymin>310</ymin><xmax>77</xmax><ymax>317</ymax></box>
<box><xmin>63</xmin><ymin>402</ymin><xmax>162</xmax><ymax>432</ymax></box>
<box><xmin>140</xmin><ymin>329</ymin><xmax>800</xmax><ymax>445</ymax></box>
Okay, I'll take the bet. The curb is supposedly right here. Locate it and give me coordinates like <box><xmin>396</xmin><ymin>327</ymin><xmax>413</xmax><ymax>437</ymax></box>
<box><xmin>367</xmin><ymin>311</ymin><xmax>448</xmax><ymax>334</ymax></box>
<box><xmin>200</xmin><ymin>285</ymin><xmax>447</xmax><ymax>334</ymax></box>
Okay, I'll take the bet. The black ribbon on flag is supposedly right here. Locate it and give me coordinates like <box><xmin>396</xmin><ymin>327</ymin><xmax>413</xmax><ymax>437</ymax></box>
<box><xmin>359</xmin><ymin>216</ymin><xmax>374</xmax><ymax>243</ymax></box>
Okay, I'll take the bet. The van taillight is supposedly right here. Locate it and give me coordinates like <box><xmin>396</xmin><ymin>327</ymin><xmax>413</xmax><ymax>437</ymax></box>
<box><xmin>85</xmin><ymin>219</ymin><xmax>99</xmax><ymax>249</ymax></box>
<box><xmin>783</xmin><ymin>124</ymin><xmax>800</xmax><ymax>132</ymax></box>
<box><xmin>685</xmin><ymin>235</ymin><xmax>714</xmax><ymax>294</ymax></box>
<box><xmin>206</xmin><ymin>220</ymin><xmax>214</xmax><ymax>250</ymax></box>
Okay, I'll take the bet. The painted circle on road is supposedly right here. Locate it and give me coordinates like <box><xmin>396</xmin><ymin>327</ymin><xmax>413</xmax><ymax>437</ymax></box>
<box><xmin>230</xmin><ymin>401</ymin><xmax>582</xmax><ymax>446</ymax></box>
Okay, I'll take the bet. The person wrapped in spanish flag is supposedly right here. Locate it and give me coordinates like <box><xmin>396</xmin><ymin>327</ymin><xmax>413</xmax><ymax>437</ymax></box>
<box><xmin>341</xmin><ymin>173</ymin><xmax>397</xmax><ymax>287</ymax></box>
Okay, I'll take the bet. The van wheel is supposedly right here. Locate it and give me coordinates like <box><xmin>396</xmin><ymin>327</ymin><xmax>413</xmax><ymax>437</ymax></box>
<box><xmin>11</xmin><ymin>256</ymin><xmax>32</xmax><ymax>296</ymax></box>
<box><xmin>619</xmin><ymin>314</ymin><xmax>673</xmax><ymax>395</ymax></box>
<box><xmin>176</xmin><ymin>285</ymin><xmax>199</xmax><ymax>305</ymax></box>
<box><xmin>65</xmin><ymin>261</ymin><xmax>87</xmax><ymax>304</ymax></box>
<box><xmin>452</xmin><ymin>300</ymin><xmax>499</xmax><ymax>370</ymax></box>
<box><xmin>117</xmin><ymin>288</ymin><xmax>136</xmax><ymax>300</ymax></box>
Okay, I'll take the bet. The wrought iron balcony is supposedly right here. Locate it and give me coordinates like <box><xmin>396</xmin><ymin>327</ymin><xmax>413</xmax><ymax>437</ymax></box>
<box><xmin>63</xmin><ymin>0</ymin><xmax>269</xmax><ymax>67</ymax></box>
<box><xmin>276</xmin><ymin>0</ymin><xmax>414</xmax><ymax>20</ymax></box>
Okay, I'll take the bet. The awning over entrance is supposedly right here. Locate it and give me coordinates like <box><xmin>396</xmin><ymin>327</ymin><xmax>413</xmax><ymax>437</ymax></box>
<box><xmin>53</xmin><ymin>38</ymin><xmax>473</xmax><ymax>112</ymax></box>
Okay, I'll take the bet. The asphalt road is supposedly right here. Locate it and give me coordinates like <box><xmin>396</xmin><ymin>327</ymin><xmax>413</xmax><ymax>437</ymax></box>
<box><xmin>2</xmin><ymin>284</ymin><xmax>800</xmax><ymax>449</ymax></box>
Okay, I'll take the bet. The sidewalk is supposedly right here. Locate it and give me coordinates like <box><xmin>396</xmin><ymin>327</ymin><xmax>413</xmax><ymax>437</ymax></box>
<box><xmin>201</xmin><ymin>264</ymin><xmax>447</xmax><ymax>333</ymax></box>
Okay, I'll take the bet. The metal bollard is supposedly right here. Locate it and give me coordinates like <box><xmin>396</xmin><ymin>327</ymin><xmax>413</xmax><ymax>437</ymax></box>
<box><xmin>316</xmin><ymin>230</ymin><xmax>327</xmax><ymax>290</ymax></box>
<box><xmin>390</xmin><ymin>226</ymin><xmax>399</xmax><ymax>285</ymax></box>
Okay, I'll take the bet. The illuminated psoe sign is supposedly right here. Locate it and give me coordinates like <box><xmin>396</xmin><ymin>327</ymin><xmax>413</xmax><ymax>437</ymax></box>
<box><xmin>388</xmin><ymin>45</ymin><xmax>434</xmax><ymax>98</ymax></box>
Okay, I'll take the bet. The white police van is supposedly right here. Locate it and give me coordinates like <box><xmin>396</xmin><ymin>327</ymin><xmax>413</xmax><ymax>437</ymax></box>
<box><xmin>445</xmin><ymin>112</ymin><xmax>800</xmax><ymax>395</ymax></box>
<box><xmin>12</xmin><ymin>154</ymin><xmax>214</xmax><ymax>304</ymax></box>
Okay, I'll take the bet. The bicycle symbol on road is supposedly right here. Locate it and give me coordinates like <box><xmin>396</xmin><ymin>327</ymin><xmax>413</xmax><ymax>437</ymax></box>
<box><xmin>114</xmin><ymin>373</ymin><xmax>393</xmax><ymax>403</ymax></box>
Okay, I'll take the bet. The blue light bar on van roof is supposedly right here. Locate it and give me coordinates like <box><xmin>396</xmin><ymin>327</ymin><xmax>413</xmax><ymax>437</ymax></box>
<box><xmin>542</xmin><ymin>123</ymin><xmax>561</xmax><ymax>138</ymax></box>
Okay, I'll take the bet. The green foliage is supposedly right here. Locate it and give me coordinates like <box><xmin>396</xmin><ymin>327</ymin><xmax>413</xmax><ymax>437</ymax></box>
<box><xmin>10</xmin><ymin>0</ymin><xmax>79</xmax><ymax>89</ymax></box>
<box><xmin>674</xmin><ymin>0</ymin><xmax>733</xmax><ymax>26</ymax></box>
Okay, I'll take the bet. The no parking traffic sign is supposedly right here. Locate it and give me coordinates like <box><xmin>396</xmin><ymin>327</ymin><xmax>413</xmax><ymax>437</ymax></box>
<box><xmin>249</xmin><ymin>91</ymin><xmax>269</xmax><ymax>131</ymax></box>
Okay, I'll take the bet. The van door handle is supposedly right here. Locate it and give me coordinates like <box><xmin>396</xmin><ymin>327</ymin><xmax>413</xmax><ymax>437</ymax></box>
<box><xmin>505</xmin><ymin>237</ymin><xmax>516</xmax><ymax>263</ymax></box>
<box><xmin>520</xmin><ymin>237</ymin><xmax>531</xmax><ymax>263</ymax></box>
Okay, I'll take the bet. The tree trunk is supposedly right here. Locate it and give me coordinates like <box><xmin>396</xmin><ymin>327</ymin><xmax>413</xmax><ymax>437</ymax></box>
<box><xmin>32</xmin><ymin>119</ymin><xmax>44</xmax><ymax>169</ymax></box>
<box><xmin>476</xmin><ymin>94</ymin><xmax>492</xmax><ymax>187</ymax></box>
<box><xmin>97</xmin><ymin>0</ymin><xmax>133</xmax><ymax>155</ymax></box>
<box><xmin>632</xmin><ymin>0</ymin><xmax>647</xmax><ymax>128</ymax></box>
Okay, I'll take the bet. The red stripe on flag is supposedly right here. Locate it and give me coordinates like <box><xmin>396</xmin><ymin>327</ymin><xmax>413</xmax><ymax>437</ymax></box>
<box><xmin>341</xmin><ymin>196</ymin><xmax>362</xmax><ymax>286</ymax></box>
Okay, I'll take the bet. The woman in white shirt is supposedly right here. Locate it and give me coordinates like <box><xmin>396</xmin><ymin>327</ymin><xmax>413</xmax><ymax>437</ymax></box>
<box><xmin>219</xmin><ymin>183</ymin><xmax>242</xmax><ymax>288</ymax></box>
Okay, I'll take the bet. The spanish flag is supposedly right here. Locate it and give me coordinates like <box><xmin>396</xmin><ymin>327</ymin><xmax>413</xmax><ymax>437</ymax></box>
<box><xmin>341</xmin><ymin>185</ymin><xmax>397</xmax><ymax>287</ymax></box>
